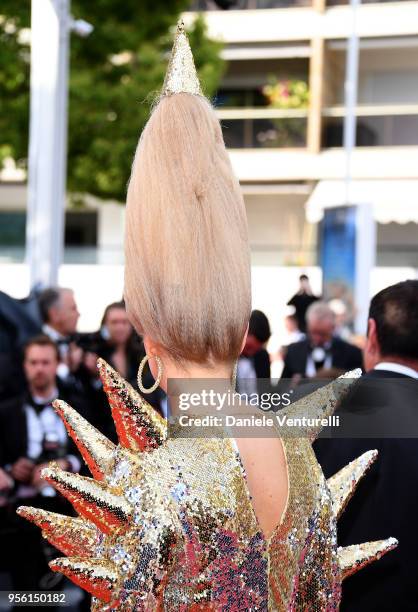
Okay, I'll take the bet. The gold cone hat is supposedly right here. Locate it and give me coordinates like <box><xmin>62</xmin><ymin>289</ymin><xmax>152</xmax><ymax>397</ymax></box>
<box><xmin>162</xmin><ymin>19</ymin><xmax>203</xmax><ymax>97</ymax></box>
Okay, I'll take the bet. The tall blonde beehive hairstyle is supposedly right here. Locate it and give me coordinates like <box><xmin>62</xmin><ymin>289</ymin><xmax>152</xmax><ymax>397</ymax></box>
<box><xmin>124</xmin><ymin>21</ymin><xmax>251</xmax><ymax>365</ymax></box>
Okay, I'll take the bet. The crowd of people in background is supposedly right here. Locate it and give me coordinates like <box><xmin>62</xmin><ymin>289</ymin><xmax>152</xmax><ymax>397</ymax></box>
<box><xmin>0</xmin><ymin>273</ymin><xmax>362</xmax><ymax>414</ymax></box>
<box><xmin>0</xmin><ymin>276</ymin><xmax>417</xmax><ymax>609</ymax></box>
<box><xmin>0</xmin><ymin>289</ymin><xmax>163</xmax><ymax>607</ymax></box>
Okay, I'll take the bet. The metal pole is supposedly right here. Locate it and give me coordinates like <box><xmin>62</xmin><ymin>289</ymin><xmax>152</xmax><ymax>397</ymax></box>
<box><xmin>342</xmin><ymin>0</ymin><xmax>377</xmax><ymax>333</ymax></box>
<box><xmin>26</xmin><ymin>0</ymin><xmax>70</xmax><ymax>288</ymax></box>
<box><xmin>343</xmin><ymin>0</ymin><xmax>360</xmax><ymax>206</ymax></box>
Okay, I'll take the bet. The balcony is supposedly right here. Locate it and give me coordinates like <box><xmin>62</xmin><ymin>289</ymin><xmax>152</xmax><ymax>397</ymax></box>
<box><xmin>189</xmin><ymin>0</ymin><xmax>311</xmax><ymax>9</ymax></box>
<box><xmin>215</xmin><ymin>105</ymin><xmax>418</xmax><ymax>149</ymax></box>
<box><xmin>327</xmin><ymin>0</ymin><xmax>413</xmax><ymax>4</ymax></box>
<box><xmin>322</xmin><ymin>105</ymin><xmax>418</xmax><ymax>147</ymax></box>
<box><xmin>184</xmin><ymin>3</ymin><xmax>418</xmax><ymax>44</ymax></box>
<box><xmin>190</xmin><ymin>0</ymin><xmax>414</xmax><ymax>8</ymax></box>
<box><xmin>215</xmin><ymin>74</ymin><xmax>309</xmax><ymax>147</ymax></box>
<box><xmin>217</xmin><ymin>108</ymin><xmax>308</xmax><ymax>147</ymax></box>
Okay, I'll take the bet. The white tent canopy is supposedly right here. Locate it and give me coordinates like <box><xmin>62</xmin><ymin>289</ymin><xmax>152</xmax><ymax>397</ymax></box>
<box><xmin>306</xmin><ymin>179</ymin><xmax>418</xmax><ymax>224</ymax></box>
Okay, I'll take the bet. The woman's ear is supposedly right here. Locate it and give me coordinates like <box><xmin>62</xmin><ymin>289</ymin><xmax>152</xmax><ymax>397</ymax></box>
<box><xmin>143</xmin><ymin>336</ymin><xmax>168</xmax><ymax>361</ymax></box>
<box><xmin>143</xmin><ymin>335</ymin><xmax>158</xmax><ymax>357</ymax></box>
<box><xmin>363</xmin><ymin>318</ymin><xmax>380</xmax><ymax>372</ymax></box>
<box><xmin>239</xmin><ymin>324</ymin><xmax>249</xmax><ymax>355</ymax></box>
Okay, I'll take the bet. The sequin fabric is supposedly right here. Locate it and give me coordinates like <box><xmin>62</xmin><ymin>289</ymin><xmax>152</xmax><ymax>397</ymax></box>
<box><xmin>161</xmin><ymin>20</ymin><xmax>203</xmax><ymax>98</ymax></box>
<box><xmin>268</xmin><ymin>437</ymin><xmax>340</xmax><ymax>611</ymax></box>
<box><xmin>17</xmin><ymin>360</ymin><xmax>397</xmax><ymax>611</ymax></box>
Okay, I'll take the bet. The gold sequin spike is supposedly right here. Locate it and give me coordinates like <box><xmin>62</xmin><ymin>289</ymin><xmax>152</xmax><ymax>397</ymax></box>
<box><xmin>16</xmin><ymin>506</ymin><xmax>99</xmax><ymax>557</ymax></box>
<box><xmin>161</xmin><ymin>19</ymin><xmax>203</xmax><ymax>97</ymax></box>
<box><xmin>338</xmin><ymin>538</ymin><xmax>398</xmax><ymax>579</ymax></box>
<box><xmin>282</xmin><ymin>368</ymin><xmax>362</xmax><ymax>442</ymax></box>
<box><xmin>327</xmin><ymin>449</ymin><xmax>378</xmax><ymax>519</ymax></box>
<box><xmin>97</xmin><ymin>358</ymin><xmax>167</xmax><ymax>452</ymax></box>
<box><xmin>53</xmin><ymin>399</ymin><xmax>116</xmax><ymax>481</ymax></box>
<box><xmin>41</xmin><ymin>465</ymin><xmax>133</xmax><ymax>535</ymax></box>
<box><xmin>49</xmin><ymin>557</ymin><xmax>118</xmax><ymax>603</ymax></box>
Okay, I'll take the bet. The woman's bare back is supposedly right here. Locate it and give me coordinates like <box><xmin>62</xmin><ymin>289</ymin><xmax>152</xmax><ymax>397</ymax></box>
<box><xmin>234</xmin><ymin>434</ymin><xmax>289</xmax><ymax>540</ymax></box>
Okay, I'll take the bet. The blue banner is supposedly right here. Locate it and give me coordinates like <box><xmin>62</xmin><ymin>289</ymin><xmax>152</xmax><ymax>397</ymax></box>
<box><xmin>320</xmin><ymin>206</ymin><xmax>356</xmax><ymax>323</ymax></box>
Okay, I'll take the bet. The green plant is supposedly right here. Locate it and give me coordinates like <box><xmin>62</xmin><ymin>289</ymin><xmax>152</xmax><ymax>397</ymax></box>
<box><xmin>0</xmin><ymin>5</ymin><xmax>225</xmax><ymax>202</ymax></box>
<box><xmin>262</xmin><ymin>77</ymin><xmax>309</xmax><ymax>109</ymax></box>
<box><xmin>259</xmin><ymin>77</ymin><xmax>309</xmax><ymax>147</ymax></box>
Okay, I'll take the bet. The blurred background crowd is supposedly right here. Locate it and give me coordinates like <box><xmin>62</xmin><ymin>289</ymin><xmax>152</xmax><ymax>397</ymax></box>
<box><xmin>1</xmin><ymin>277</ymin><xmax>417</xmax><ymax>611</ymax></box>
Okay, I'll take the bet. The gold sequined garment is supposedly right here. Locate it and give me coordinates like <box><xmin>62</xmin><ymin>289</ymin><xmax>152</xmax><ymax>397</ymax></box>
<box><xmin>17</xmin><ymin>360</ymin><xmax>397</xmax><ymax>611</ymax></box>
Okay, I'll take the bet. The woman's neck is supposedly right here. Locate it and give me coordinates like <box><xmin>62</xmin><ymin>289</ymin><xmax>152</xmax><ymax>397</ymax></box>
<box><xmin>161</xmin><ymin>360</ymin><xmax>235</xmax><ymax>417</ymax></box>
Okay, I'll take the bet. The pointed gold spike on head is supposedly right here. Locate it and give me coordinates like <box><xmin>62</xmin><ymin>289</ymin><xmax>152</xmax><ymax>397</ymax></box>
<box><xmin>338</xmin><ymin>538</ymin><xmax>398</xmax><ymax>579</ymax></box>
<box><xmin>41</xmin><ymin>464</ymin><xmax>133</xmax><ymax>535</ymax></box>
<box><xmin>16</xmin><ymin>506</ymin><xmax>99</xmax><ymax>557</ymax></box>
<box><xmin>97</xmin><ymin>358</ymin><xmax>167</xmax><ymax>452</ymax></box>
<box><xmin>49</xmin><ymin>557</ymin><xmax>118</xmax><ymax>603</ymax></box>
<box><xmin>161</xmin><ymin>19</ymin><xmax>203</xmax><ymax>97</ymax></box>
<box><xmin>53</xmin><ymin>399</ymin><xmax>116</xmax><ymax>481</ymax></box>
<box><xmin>327</xmin><ymin>449</ymin><xmax>378</xmax><ymax>519</ymax></box>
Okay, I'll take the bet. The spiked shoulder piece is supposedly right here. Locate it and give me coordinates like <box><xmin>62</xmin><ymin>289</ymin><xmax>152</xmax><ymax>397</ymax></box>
<box><xmin>17</xmin><ymin>361</ymin><xmax>396</xmax><ymax>610</ymax></box>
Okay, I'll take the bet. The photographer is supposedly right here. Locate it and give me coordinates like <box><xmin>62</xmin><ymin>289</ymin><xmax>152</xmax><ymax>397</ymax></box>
<box><xmin>0</xmin><ymin>335</ymin><xmax>88</xmax><ymax>592</ymax></box>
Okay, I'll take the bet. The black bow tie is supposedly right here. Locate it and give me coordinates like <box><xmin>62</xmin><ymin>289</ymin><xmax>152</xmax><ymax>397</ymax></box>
<box><xmin>27</xmin><ymin>394</ymin><xmax>56</xmax><ymax>415</ymax></box>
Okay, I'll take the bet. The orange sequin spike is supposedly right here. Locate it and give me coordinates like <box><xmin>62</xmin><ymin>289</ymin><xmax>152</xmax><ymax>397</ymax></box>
<box><xmin>49</xmin><ymin>557</ymin><xmax>118</xmax><ymax>602</ymax></box>
<box><xmin>97</xmin><ymin>358</ymin><xmax>167</xmax><ymax>452</ymax></box>
<box><xmin>41</xmin><ymin>465</ymin><xmax>133</xmax><ymax>535</ymax></box>
<box><xmin>16</xmin><ymin>506</ymin><xmax>99</xmax><ymax>557</ymax></box>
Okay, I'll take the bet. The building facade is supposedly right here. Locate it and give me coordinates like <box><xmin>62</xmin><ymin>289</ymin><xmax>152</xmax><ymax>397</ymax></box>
<box><xmin>1</xmin><ymin>0</ymin><xmax>417</xmax><ymax>335</ymax></box>
<box><xmin>186</xmin><ymin>0</ymin><xmax>418</xmax><ymax>270</ymax></box>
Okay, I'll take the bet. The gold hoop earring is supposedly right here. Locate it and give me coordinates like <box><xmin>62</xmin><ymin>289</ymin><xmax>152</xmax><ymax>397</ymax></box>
<box><xmin>137</xmin><ymin>354</ymin><xmax>163</xmax><ymax>394</ymax></box>
<box><xmin>231</xmin><ymin>360</ymin><xmax>238</xmax><ymax>392</ymax></box>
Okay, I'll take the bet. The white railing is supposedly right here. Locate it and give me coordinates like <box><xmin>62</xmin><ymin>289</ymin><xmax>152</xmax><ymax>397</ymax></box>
<box><xmin>322</xmin><ymin>103</ymin><xmax>418</xmax><ymax>117</ymax></box>
<box><xmin>215</xmin><ymin>107</ymin><xmax>309</xmax><ymax>119</ymax></box>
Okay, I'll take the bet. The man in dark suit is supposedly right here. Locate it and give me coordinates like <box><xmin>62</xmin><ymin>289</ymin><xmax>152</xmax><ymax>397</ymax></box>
<box><xmin>0</xmin><ymin>335</ymin><xmax>89</xmax><ymax>592</ymax></box>
<box><xmin>0</xmin><ymin>289</ymin><xmax>41</xmax><ymax>401</ymax></box>
<box><xmin>38</xmin><ymin>287</ymin><xmax>81</xmax><ymax>382</ymax></box>
<box><xmin>281</xmin><ymin>301</ymin><xmax>363</xmax><ymax>381</ymax></box>
<box><xmin>314</xmin><ymin>280</ymin><xmax>418</xmax><ymax>611</ymax></box>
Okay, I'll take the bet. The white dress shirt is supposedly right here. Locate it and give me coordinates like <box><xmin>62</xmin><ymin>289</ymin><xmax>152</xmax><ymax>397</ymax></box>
<box><xmin>305</xmin><ymin>342</ymin><xmax>333</xmax><ymax>378</ymax></box>
<box><xmin>42</xmin><ymin>324</ymin><xmax>71</xmax><ymax>379</ymax></box>
<box><xmin>15</xmin><ymin>389</ymin><xmax>81</xmax><ymax>499</ymax></box>
<box><xmin>374</xmin><ymin>361</ymin><xmax>418</xmax><ymax>379</ymax></box>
